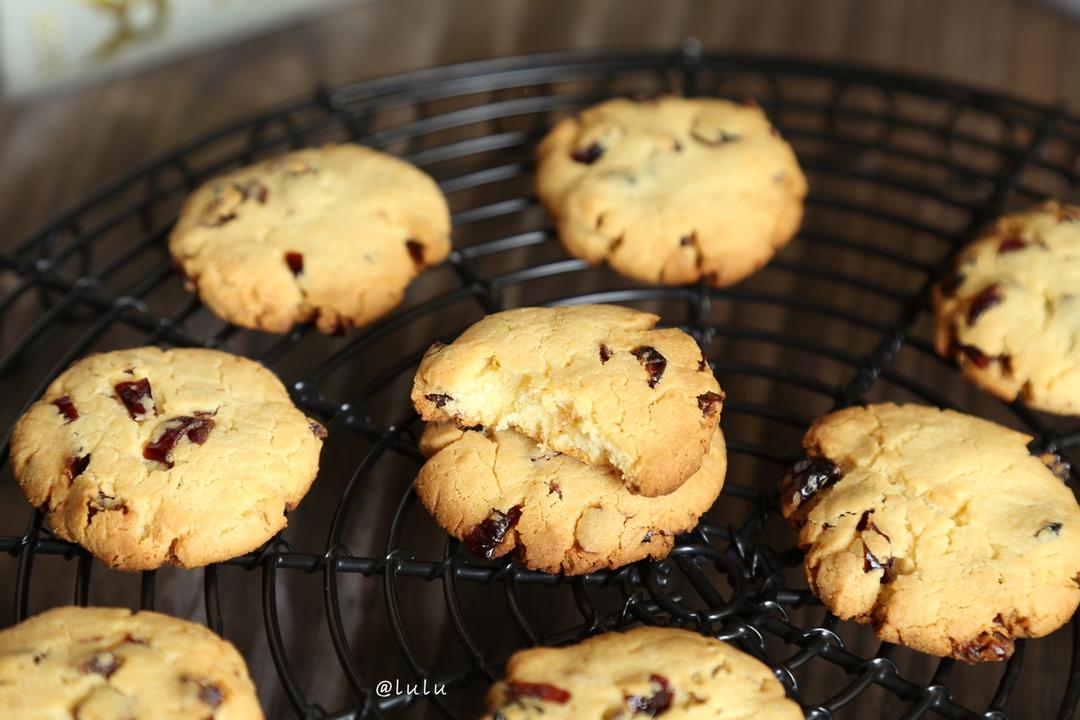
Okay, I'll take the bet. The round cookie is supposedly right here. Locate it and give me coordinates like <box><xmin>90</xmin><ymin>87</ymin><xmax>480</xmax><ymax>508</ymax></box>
<box><xmin>483</xmin><ymin>626</ymin><xmax>803</xmax><ymax>719</ymax></box>
<box><xmin>780</xmin><ymin>403</ymin><xmax>1080</xmax><ymax>662</ymax></box>
<box><xmin>934</xmin><ymin>200</ymin><xmax>1080</xmax><ymax>414</ymax></box>
<box><xmin>536</xmin><ymin>96</ymin><xmax>806</xmax><ymax>287</ymax></box>
<box><xmin>169</xmin><ymin>143</ymin><xmax>451</xmax><ymax>334</ymax></box>
<box><xmin>415</xmin><ymin>423</ymin><xmax>726</xmax><ymax>574</ymax></box>
<box><xmin>11</xmin><ymin>347</ymin><xmax>325</xmax><ymax>571</ymax></box>
<box><xmin>411</xmin><ymin>304</ymin><xmax>725</xmax><ymax>497</ymax></box>
<box><xmin>0</xmin><ymin>606</ymin><xmax>263</xmax><ymax>719</ymax></box>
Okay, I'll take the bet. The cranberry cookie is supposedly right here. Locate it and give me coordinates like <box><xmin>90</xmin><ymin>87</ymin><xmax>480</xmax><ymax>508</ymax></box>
<box><xmin>410</xmin><ymin>305</ymin><xmax>724</xmax><ymax>497</ymax></box>
<box><xmin>11</xmin><ymin>347</ymin><xmax>325</xmax><ymax>571</ymax></box>
<box><xmin>934</xmin><ymin>200</ymin><xmax>1080</xmax><ymax>414</ymax></box>
<box><xmin>781</xmin><ymin>403</ymin><xmax>1080</xmax><ymax>662</ymax></box>
<box><xmin>483</xmin><ymin>626</ymin><xmax>803</xmax><ymax>719</ymax></box>
<box><xmin>0</xmin><ymin>606</ymin><xmax>263</xmax><ymax>719</ymax></box>
<box><xmin>170</xmin><ymin>144</ymin><xmax>451</xmax><ymax>334</ymax></box>
<box><xmin>415</xmin><ymin>423</ymin><xmax>725</xmax><ymax>574</ymax></box>
<box><xmin>536</xmin><ymin>97</ymin><xmax>806</xmax><ymax>287</ymax></box>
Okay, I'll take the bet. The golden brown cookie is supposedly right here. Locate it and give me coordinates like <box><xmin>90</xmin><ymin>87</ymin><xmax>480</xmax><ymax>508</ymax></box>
<box><xmin>170</xmin><ymin>144</ymin><xmax>451</xmax><ymax>333</ymax></box>
<box><xmin>536</xmin><ymin>97</ymin><xmax>806</xmax><ymax>287</ymax></box>
<box><xmin>410</xmin><ymin>305</ymin><xmax>724</xmax><ymax>497</ymax></box>
<box><xmin>0</xmin><ymin>606</ymin><xmax>263</xmax><ymax>719</ymax></box>
<box><xmin>781</xmin><ymin>403</ymin><xmax>1080</xmax><ymax>662</ymax></box>
<box><xmin>11</xmin><ymin>347</ymin><xmax>325</xmax><ymax>571</ymax></box>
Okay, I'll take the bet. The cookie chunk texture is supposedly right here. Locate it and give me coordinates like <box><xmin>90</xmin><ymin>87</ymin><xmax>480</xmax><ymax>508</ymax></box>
<box><xmin>415</xmin><ymin>423</ymin><xmax>725</xmax><ymax>574</ymax></box>
<box><xmin>536</xmin><ymin>97</ymin><xmax>806</xmax><ymax>287</ymax></box>
<box><xmin>0</xmin><ymin>606</ymin><xmax>263</xmax><ymax>719</ymax></box>
<box><xmin>410</xmin><ymin>305</ymin><xmax>724</xmax><ymax>497</ymax></box>
<box><xmin>483</xmin><ymin>626</ymin><xmax>803</xmax><ymax>719</ymax></box>
<box><xmin>781</xmin><ymin>403</ymin><xmax>1080</xmax><ymax>662</ymax></box>
<box><xmin>170</xmin><ymin>143</ymin><xmax>451</xmax><ymax>333</ymax></box>
<box><xmin>934</xmin><ymin>200</ymin><xmax>1080</xmax><ymax>415</ymax></box>
<box><xmin>11</xmin><ymin>347</ymin><xmax>325</xmax><ymax>571</ymax></box>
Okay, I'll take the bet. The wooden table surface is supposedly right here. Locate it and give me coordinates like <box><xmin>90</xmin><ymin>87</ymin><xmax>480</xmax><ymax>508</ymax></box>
<box><xmin>1</xmin><ymin>2</ymin><xmax>1078</xmax><ymax>719</ymax></box>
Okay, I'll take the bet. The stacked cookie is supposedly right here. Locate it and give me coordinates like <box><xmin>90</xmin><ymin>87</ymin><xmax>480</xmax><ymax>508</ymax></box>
<box><xmin>409</xmin><ymin>304</ymin><xmax>726</xmax><ymax>574</ymax></box>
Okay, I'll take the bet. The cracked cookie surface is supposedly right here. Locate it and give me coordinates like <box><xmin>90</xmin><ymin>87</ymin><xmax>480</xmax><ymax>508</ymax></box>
<box><xmin>410</xmin><ymin>305</ymin><xmax>724</xmax><ymax>497</ymax></box>
<box><xmin>934</xmin><ymin>200</ymin><xmax>1080</xmax><ymax>414</ymax></box>
<box><xmin>482</xmin><ymin>626</ymin><xmax>803</xmax><ymax>719</ymax></box>
<box><xmin>11</xmin><ymin>347</ymin><xmax>325</xmax><ymax>571</ymax></box>
<box><xmin>781</xmin><ymin>403</ymin><xmax>1080</xmax><ymax>661</ymax></box>
<box><xmin>169</xmin><ymin>143</ymin><xmax>451</xmax><ymax>334</ymax></box>
<box><xmin>0</xmin><ymin>606</ymin><xmax>263</xmax><ymax>720</ymax></box>
<box><xmin>415</xmin><ymin>423</ymin><xmax>725</xmax><ymax>574</ymax></box>
<box><xmin>536</xmin><ymin>97</ymin><xmax>806</xmax><ymax>287</ymax></box>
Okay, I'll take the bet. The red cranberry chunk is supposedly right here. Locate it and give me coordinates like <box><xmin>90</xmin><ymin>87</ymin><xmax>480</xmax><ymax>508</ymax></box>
<box><xmin>309</xmin><ymin>420</ymin><xmax>328</xmax><ymax>440</ymax></box>
<box><xmin>80</xmin><ymin>652</ymin><xmax>121</xmax><ymax>678</ymax></box>
<box><xmin>967</xmin><ymin>284</ymin><xmax>1003</xmax><ymax>325</ymax></box>
<box><xmin>630</xmin><ymin>346</ymin><xmax>667</xmax><ymax>388</ymax></box>
<box><xmin>959</xmin><ymin>345</ymin><xmax>993</xmax><ymax>369</ymax></box>
<box><xmin>783</xmin><ymin>457</ymin><xmax>842</xmax><ymax>505</ymax></box>
<box><xmin>625</xmin><ymin>674</ymin><xmax>674</xmax><ymax>716</ymax></box>
<box><xmin>571</xmin><ymin>142</ymin><xmax>604</xmax><ymax>164</ymax></box>
<box><xmin>67</xmin><ymin>454</ymin><xmax>91</xmax><ymax>481</ymax></box>
<box><xmin>465</xmin><ymin>505</ymin><xmax>522</xmax><ymax>559</ymax></box>
<box><xmin>405</xmin><ymin>240</ymin><xmax>425</xmax><ymax>267</ymax></box>
<box><xmin>425</xmin><ymin>393</ymin><xmax>453</xmax><ymax>408</ymax></box>
<box><xmin>997</xmin><ymin>236</ymin><xmax>1026</xmax><ymax>254</ymax></box>
<box><xmin>198</xmin><ymin>682</ymin><xmax>224</xmax><ymax>707</ymax></box>
<box><xmin>114</xmin><ymin>379</ymin><xmax>157</xmax><ymax>420</ymax></box>
<box><xmin>960</xmin><ymin>632</ymin><xmax>1012</xmax><ymax>662</ymax></box>
<box><xmin>506</xmin><ymin>680</ymin><xmax>571</xmax><ymax>704</ymax></box>
<box><xmin>599</xmin><ymin>344</ymin><xmax>613</xmax><ymax>363</ymax></box>
<box><xmin>285</xmin><ymin>251</ymin><xmax>304</xmax><ymax>276</ymax></box>
<box><xmin>53</xmin><ymin>396</ymin><xmax>79</xmax><ymax>423</ymax></box>
<box><xmin>863</xmin><ymin>544</ymin><xmax>895</xmax><ymax>583</ymax></box>
<box><xmin>696</xmin><ymin>391</ymin><xmax>724</xmax><ymax>417</ymax></box>
<box><xmin>244</xmin><ymin>180</ymin><xmax>268</xmax><ymax>204</ymax></box>
<box><xmin>143</xmin><ymin>415</ymin><xmax>215</xmax><ymax>468</ymax></box>
<box><xmin>1038</xmin><ymin>451</ymin><xmax>1071</xmax><ymax>481</ymax></box>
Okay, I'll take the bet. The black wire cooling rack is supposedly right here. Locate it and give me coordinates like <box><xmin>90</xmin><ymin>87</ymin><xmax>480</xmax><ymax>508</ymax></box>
<box><xmin>1</xmin><ymin>43</ymin><xmax>1079</xmax><ymax>720</ymax></box>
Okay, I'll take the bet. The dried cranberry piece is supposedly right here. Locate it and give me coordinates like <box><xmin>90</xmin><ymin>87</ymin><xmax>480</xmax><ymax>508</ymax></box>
<box><xmin>1038</xmin><ymin>450</ymin><xmax>1071</xmax><ymax>481</ymax></box>
<box><xmin>959</xmin><ymin>345</ymin><xmax>992</xmax><ymax>368</ymax></box>
<box><xmin>998</xmin><ymin>236</ymin><xmax>1026</xmax><ymax>254</ymax></box>
<box><xmin>641</xmin><ymin>531</ymin><xmax>654</xmax><ymax>543</ymax></box>
<box><xmin>245</xmin><ymin>181</ymin><xmax>268</xmax><ymax>204</ymax></box>
<box><xmin>114</xmin><ymin>379</ymin><xmax>157</xmax><ymax>420</ymax></box>
<box><xmin>425</xmin><ymin>393</ymin><xmax>453</xmax><ymax>408</ymax></box>
<box><xmin>967</xmin><ymin>284</ymin><xmax>1003</xmax><ymax>325</ymax></box>
<box><xmin>198</xmin><ymin>683</ymin><xmax>224</xmax><ymax>707</ymax></box>
<box><xmin>506</xmin><ymin>680</ymin><xmax>572</xmax><ymax>704</ymax></box>
<box><xmin>465</xmin><ymin>505</ymin><xmax>522</xmax><ymax>559</ymax></box>
<box><xmin>1036</xmin><ymin>521</ymin><xmax>1063</xmax><ymax>538</ymax></box>
<box><xmin>625</xmin><ymin>674</ymin><xmax>673</xmax><ymax>716</ymax></box>
<box><xmin>856</xmin><ymin>510</ymin><xmax>891</xmax><ymax>541</ymax></box>
<box><xmin>87</xmin><ymin>491</ymin><xmax>125</xmax><ymax>521</ymax></box>
<box><xmin>698</xmin><ymin>355</ymin><xmax>708</xmax><ymax>372</ymax></box>
<box><xmin>959</xmin><ymin>632</ymin><xmax>1012</xmax><ymax>662</ymax></box>
<box><xmin>309</xmin><ymin>420</ymin><xmax>328</xmax><ymax>440</ymax></box>
<box><xmin>571</xmin><ymin>142</ymin><xmax>604</xmax><ymax>164</ymax></box>
<box><xmin>53</xmin><ymin>396</ymin><xmax>78</xmax><ymax>423</ymax></box>
<box><xmin>696</xmin><ymin>391</ymin><xmax>724</xmax><ymax>417</ymax></box>
<box><xmin>285</xmin><ymin>252</ymin><xmax>304</xmax><ymax>276</ymax></box>
<box><xmin>143</xmin><ymin>414</ymin><xmax>215</xmax><ymax>467</ymax></box>
<box><xmin>67</xmin><ymin>454</ymin><xmax>91</xmax><ymax>481</ymax></box>
<box><xmin>80</xmin><ymin>652</ymin><xmax>121</xmax><ymax>678</ymax></box>
<box><xmin>599</xmin><ymin>344</ymin><xmax>612</xmax><ymax>363</ymax></box>
<box><xmin>630</xmin><ymin>346</ymin><xmax>667</xmax><ymax>388</ymax></box>
<box><xmin>782</xmin><ymin>457</ymin><xmax>842</xmax><ymax>505</ymax></box>
<box><xmin>863</xmin><ymin>544</ymin><xmax>895</xmax><ymax>583</ymax></box>
<box><xmin>405</xmin><ymin>240</ymin><xmax>425</xmax><ymax>267</ymax></box>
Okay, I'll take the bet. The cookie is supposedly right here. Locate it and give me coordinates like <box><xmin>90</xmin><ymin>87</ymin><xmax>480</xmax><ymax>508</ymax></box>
<box><xmin>11</xmin><ymin>347</ymin><xmax>325</xmax><ymax>571</ymax></box>
<box><xmin>536</xmin><ymin>97</ymin><xmax>806</xmax><ymax>287</ymax></box>
<box><xmin>780</xmin><ymin>403</ymin><xmax>1080</xmax><ymax>662</ymax></box>
<box><xmin>169</xmin><ymin>143</ymin><xmax>451</xmax><ymax>334</ymax></box>
<box><xmin>415</xmin><ymin>423</ymin><xmax>725</xmax><ymax>574</ymax></box>
<box><xmin>934</xmin><ymin>200</ymin><xmax>1080</xmax><ymax>415</ymax></box>
<box><xmin>482</xmin><ymin>626</ymin><xmax>803</xmax><ymax>719</ymax></box>
<box><xmin>410</xmin><ymin>305</ymin><xmax>724</xmax><ymax>497</ymax></box>
<box><xmin>0</xmin><ymin>606</ymin><xmax>263</xmax><ymax>719</ymax></box>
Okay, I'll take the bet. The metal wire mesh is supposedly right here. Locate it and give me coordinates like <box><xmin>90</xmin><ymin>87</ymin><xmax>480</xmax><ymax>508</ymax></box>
<box><xmin>0</xmin><ymin>45</ymin><xmax>1078</xmax><ymax>719</ymax></box>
